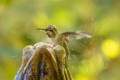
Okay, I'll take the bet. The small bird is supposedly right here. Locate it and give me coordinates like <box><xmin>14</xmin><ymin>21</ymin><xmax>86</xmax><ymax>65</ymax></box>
<box><xmin>37</xmin><ymin>24</ymin><xmax>91</xmax><ymax>46</ymax></box>
<box><xmin>37</xmin><ymin>24</ymin><xmax>91</xmax><ymax>80</ymax></box>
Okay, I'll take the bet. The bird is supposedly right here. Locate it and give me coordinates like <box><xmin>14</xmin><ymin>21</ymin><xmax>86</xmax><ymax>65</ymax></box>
<box><xmin>37</xmin><ymin>24</ymin><xmax>91</xmax><ymax>80</ymax></box>
<box><xmin>37</xmin><ymin>24</ymin><xmax>91</xmax><ymax>46</ymax></box>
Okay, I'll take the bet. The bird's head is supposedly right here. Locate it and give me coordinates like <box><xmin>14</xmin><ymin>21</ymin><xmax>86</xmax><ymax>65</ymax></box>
<box><xmin>37</xmin><ymin>24</ymin><xmax>58</xmax><ymax>38</ymax></box>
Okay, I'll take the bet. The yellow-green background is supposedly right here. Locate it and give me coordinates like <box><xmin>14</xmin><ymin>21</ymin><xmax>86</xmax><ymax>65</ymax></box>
<box><xmin>0</xmin><ymin>0</ymin><xmax>120</xmax><ymax>80</ymax></box>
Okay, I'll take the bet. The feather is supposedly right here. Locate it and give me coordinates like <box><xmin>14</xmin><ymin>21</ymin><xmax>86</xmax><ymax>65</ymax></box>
<box><xmin>61</xmin><ymin>31</ymin><xmax>91</xmax><ymax>41</ymax></box>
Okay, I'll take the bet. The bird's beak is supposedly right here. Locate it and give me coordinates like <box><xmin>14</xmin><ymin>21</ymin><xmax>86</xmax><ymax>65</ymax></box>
<box><xmin>36</xmin><ymin>28</ymin><xmax>46</xmax><ymax>31</ymax></box>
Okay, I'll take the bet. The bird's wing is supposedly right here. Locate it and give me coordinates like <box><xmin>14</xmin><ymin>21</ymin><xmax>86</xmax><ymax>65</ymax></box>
<box><xmin>61</xmin><ymin>31</ymin><xmax>92</xmax><ymax>42</ymax></box>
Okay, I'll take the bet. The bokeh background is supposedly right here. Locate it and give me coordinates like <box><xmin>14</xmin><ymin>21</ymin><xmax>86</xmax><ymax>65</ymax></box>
<box><xmin>0</xmin><ymin>0</ymin><xmax>120</xmax><ymax>80</ymax></box>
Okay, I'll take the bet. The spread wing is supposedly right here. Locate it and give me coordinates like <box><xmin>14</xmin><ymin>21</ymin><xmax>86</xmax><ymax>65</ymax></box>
<box><xmin>61</xmin><ymin>31</ymin><xmax>92</xmax><ymax>42</ymax></box>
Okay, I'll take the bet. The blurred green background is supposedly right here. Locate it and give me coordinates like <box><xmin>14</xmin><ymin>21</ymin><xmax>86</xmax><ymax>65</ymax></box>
<box><xmin>0</xmin><ymin>0</ymin><xmax>120</xmax><ymax>80</ymax></box>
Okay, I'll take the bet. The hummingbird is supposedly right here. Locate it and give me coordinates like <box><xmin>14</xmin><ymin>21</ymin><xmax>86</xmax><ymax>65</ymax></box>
<box><xmin>37</xmin><ymin>24</ymin><xmax>91</xmax><ymax>46</ymax></box>
<box><xmin>37</xmin><ymin>24</ymin><xmax>91</xmax><ymax>80</ymax></box>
